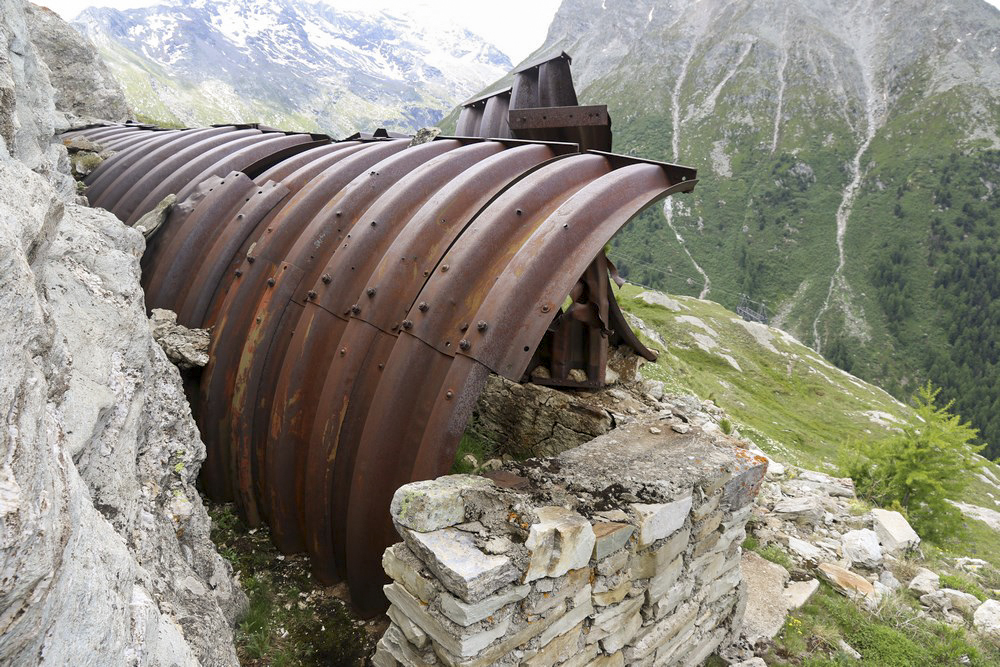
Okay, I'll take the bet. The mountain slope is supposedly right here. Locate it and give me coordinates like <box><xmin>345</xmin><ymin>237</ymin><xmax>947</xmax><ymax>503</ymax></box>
<box><xmin>615</xmin><ymin>284</ymin><xmax>1000</xmax><ymax>540</ymax></box>
<box><xmin>459</xmin><ymin>0</ymin><xmax>1000</xmax><ymax>458</ymax></box>
<box><xmin>75</xmin><ymin>0</ymin><xmax>511</xmax><ymax>136</ymax></box>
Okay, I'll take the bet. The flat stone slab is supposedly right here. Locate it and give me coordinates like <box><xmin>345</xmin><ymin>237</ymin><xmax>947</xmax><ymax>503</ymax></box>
<box><xmin>783</xmin><ymin>578</ymin><xmax>820</xmax><ymax>610</ymax></box>
<box><xmin>740</xmin><ymin>550</ymin><xmax>791</xmax><ymax>644</ymax></box>
<box><xmin>632</xmin><ymin>497</ymin><xmax>692</xmax><ymax>547</ymax></box>
<box><xmin>403</xmin><ymin>527</ymin><xmax>518</xmax><ymax>603</ymax></box>
<box><xmin>818</xmin><ymin>562</ymin><xmax>875</xmax><ymax>600</ymax></box>
<box><xmin>391</xmin><ymin>475</ymin><xmax>493</xmax><ymax>533</ymax></box>
<box><xmin>440</xmin><ymin>583</ymin><xmax>530</xmax><ymax>627</ymax></box>
<box><xmin>525</xmin><ymin>506</ymin><xmax>596</xmax><ymax>581</ymax></box>
<box><xmin>592</xmin><ymin>521</ymin><xmax>634</xmax><ymax>560</ymax></box>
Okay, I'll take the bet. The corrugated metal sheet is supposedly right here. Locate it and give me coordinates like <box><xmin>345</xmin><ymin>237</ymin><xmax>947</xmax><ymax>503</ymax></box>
<box><xmin>66</xmin><ymin>53</ymin><xmax>697</xmax><ymax>613</ymax></box>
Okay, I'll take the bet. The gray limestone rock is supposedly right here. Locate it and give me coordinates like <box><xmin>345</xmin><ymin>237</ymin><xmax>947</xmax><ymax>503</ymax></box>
<box><xmin>0</xmin><ymin>9</ymin><xmax>242</xmax><ymax>659</ymax></box>
<box><xmin>25</xmin><ymin>4</ymin><xmax>129</xmax><ymax>125</ymax></box>
<box><xmin>0</xmin><ymin>154</ymin><xmax>243</xmax><ymax>665</ymax></box>
<box><xmin>149</xmin><ymin>308</ymin><xmax>210</xmax><ymax>369</ymax></box>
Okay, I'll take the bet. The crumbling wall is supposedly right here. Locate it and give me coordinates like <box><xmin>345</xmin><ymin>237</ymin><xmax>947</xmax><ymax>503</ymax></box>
<box><xmin>375</xmin><ymin>421</ymin><xmax>768</xmax><ymax>667</ymax></box>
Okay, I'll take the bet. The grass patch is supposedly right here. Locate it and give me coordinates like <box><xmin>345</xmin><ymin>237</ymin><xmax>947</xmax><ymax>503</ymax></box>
<box><xmin>208</xmin><ymin>503</ymin><xmax>375</xmax><ymax>667</ymax></box>
<box><xmin>766</xmin><ymin>583</ymin><xmax>1000</xmax><ymax>666</ymax></box>
<box><xmin>742</xmin><ymin>536</ymin><xmax>794</xmax><ymax>570</ymax></box>
<box><xmin>939</xmin><ymin>574</ymin><xmax>988</xmax><ymax>602</ymax></box>
<box><xmin>450</xmin><ymin>431</ymin><xmax>493</xmax><ymax>474</ymax></box>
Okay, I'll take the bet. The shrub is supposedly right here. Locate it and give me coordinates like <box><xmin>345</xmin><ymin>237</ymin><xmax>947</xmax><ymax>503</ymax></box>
<box><xmin>843</xmin><ymin>382</ymin><xmax>984</xmax><ymax>541</ymax></box>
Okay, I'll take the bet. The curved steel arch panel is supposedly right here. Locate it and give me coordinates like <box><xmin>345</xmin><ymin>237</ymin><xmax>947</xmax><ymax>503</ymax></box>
<box><xmin>63</xmin><ymin>106</ymin><xmax>697</xmax><ymax>615</ymax></box>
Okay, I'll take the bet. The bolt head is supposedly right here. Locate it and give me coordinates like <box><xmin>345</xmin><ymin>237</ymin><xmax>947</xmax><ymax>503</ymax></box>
<box><xmin>459</xmin><ymin>339</ymin><xmax>471</xmax><ymax>350</ymax></box>
<box><xmin>321</xmin><ymin>273</ymin><xmax>332</xmax><ymax>284</ymax></box>
<box><xmin>308</xmin><ymin>290</ymin><xmax>317</xmax><ymax>300</ymax></box>
<box><xmin>418</xmin><ymin>302</ymin><xmax>428</xmax><ymax>312</ymax></box>
<box><xmin>477</xmin><ymin>320</ymin><xmax>488</xmax><ymax>331</ymax></box>
<box><xmin>351</xmin><ymin>304</ymin><xmax>361</xmax><ymax>315</ymax></box>
<box><xmin>402</xmin><ymin>319</ymin><xmax>413</xmax><ymax>330</ymax></box>
<box><xmin>366</xmin><ymin>287</ymin><xmax>376</xmax><ymax>297</ymax></box>
<box><xmin>267</xmin><ymin>277</ymin><xmax>275</xmax><ymax>287</ymax></box>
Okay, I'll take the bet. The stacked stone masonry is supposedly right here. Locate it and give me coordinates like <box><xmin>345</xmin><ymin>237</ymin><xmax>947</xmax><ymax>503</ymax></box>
<box><xmin>375</xmin><ymin>421</ymin><xmax>768</xmax><ymax>667</ymax></box>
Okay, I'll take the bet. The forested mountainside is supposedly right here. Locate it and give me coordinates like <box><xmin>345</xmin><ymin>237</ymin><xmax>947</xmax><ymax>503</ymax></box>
<box><xmin>452</xmin><ymin>0</ymin><xmax>1000</xmax><ymax>458</ymax></box>
<box><xmin>74</xmin><ymin>0</ymin><xmax>510</xmax><ymax>136</ymax></box>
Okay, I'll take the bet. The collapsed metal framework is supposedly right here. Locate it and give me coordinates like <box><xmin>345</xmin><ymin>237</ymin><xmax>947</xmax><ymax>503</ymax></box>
<box><xmin>65</xmin><ymin>52</ymin><xmax>697</xmax><ymax>613</ymax></box>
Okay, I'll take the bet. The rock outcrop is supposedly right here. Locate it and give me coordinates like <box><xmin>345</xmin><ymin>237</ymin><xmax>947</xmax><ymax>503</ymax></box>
<box><xmin>25</xmin><ymin>4</ymin><xmax>129</xmax><ymax>126</ymax></box>
<box><xmin>0</xmin><ymin>1</ymin><xmax>241</xmax><ymax>664</ymax></box>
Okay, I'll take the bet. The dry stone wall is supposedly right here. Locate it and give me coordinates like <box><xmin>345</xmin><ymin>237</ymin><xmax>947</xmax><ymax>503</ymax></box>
<box><xmin>374</xmin><ymin>422</ymin><xmax>768</xmax><ymax>667</ymax></box>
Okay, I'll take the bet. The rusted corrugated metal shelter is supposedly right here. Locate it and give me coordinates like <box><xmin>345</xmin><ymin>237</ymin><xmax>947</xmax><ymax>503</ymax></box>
<box><xmin>65</xmin><ymin>52</ymin><xmax>697</xmax><ymax>613</ymax></box>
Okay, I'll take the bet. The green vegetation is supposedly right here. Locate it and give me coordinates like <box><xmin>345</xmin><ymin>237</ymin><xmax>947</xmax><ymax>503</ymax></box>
<box><xmin>766</xmin><ymin>584</ymin><xmax>1000</xmax><ymax>666</ymax></box>
<box><xmin>208</xmin><ymin>504</ymin><xmax>373</xmax><ymax>667</ymax></box>
<box><xmin>742</xmin><ymin>536</ymin><xmax>794</xmax><ymax>570</ymax></box>
<box><xmin>614</xmin><ymin>283</ymin><xmax>1000</xmax><ymax>567</ymax></box>
<box><xmin>938</xmin><ymin>573</ymin><xmax>988</xmax><ymax>603</ymax></box>
<box><xmin>450</xmin><ymin>432</ymin><xmax>493</xmax><ymax>474</ymax></box>
<box><xmin>843</xmin><ymin>383</ymin><xmax>984</xmax><ymax>541</ymax></box>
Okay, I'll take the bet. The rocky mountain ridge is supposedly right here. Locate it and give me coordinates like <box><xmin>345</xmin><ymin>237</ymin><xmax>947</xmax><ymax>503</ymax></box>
<box><xmin>73</xmin><ymin>0</ymin><xmax>512</xmax><ymax>136</ymax></box>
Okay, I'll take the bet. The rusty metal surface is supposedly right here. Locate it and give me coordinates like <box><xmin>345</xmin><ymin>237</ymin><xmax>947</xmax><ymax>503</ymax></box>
<box><xmin>66</xmin><ymin>57</ymin><xmax>698</xmax><ymax>613</ymax></box>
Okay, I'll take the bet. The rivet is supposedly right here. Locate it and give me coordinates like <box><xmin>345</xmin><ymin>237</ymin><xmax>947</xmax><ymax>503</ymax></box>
<box><xmin>460</xmin><ymin>323</ymin><xmax>469</xmax><ymax>332</ymax></box>
<box><xmin>441</xmin><ymin>264</ymin><xmax>449</xmax><ymax>272</ymax></box>
<box><xmin>322</xmin><ymin>274</ymin><xmax>332</xmax><ymax>284</ymax></box>
<box><xmin>351</xmin><ymin>304</ymin><xmax>361</xmax><ymax>315</ymax></box>
<box><xmin>418</xmin><ymin>302</ymin><xmax>428</xmax><ymax>312</ymax></box>
<box><xmin>267</xmin><ymin>277</ymin><xmax>275</xmax><ymax>287</ymax></box>
<box><xmin>340</xmin><ymin>348</ymin><xmax>346</xmax><ymax>356</ymax></box>
<box><xmin>371</xmin><ymin>221</ymin><xmax>377</xmax><ymax>227</ymax></box>
<box><xmin>459</xmin><ymin>339</ymin><xmax>471</xmax><ymax>350</ymax></box>
<box><xmin>378</xmin><ymin>363</ymin><xmax>384</xmax><ymax>370</ymax></box>
<box><xmin>367</xmin><ymin>287</ymin><xmax>376</xmax><ymax>297</ymax></box>
<box><xmin>402</xmin><ymin>320</ymin><xmax>413</xmax><ymax>330</ymax></box>
<box><xmin>256</xmin><ymin>316</ymin><xmax>262</xmax><ymax>323</ymax></box>
<box><xmin>247</xmin><ymin>256</ymin><xmax>255</xmax><ymax>264</ymax></box>
<box><xmin>541</xmin><ymin>304</ymin><xmax>550</xmax><ymax>313</ymax></box>
<box><xmin>308</xmin><ymin>290</ymin><xmax>317</xmax><ymax>300</ymax></box>
<box><xmin>235</xmin><ymin>269</ymin><xmax>242</xmax><ymax>277</ymax></box>
<box><xmin>446</xmin><ymin>390</ymin><xmax>454</xmax><ymax>399</ymax></box>
<box><xmin>477</xmin><ymin>320</ymin><xmax>488</xmax><ymax>331</ymax></box>
<box><xmin>335</xmin><ymin>211</ymin><xmax>342</xmax><ymax>217</ymax></box>
<box><xmin>563</xmin><ymin>224</ymin><xmax>568</xmax><ymax>229</ymax></box>
<box><xmin>237</xmin><ymin>214</ymin><xmax>244</xmax><ymax>219</ymax></box>
<box><xmin>515</xmin><ymin>208</ymin><xmax>523</xmax><ymax>215</ymax></box>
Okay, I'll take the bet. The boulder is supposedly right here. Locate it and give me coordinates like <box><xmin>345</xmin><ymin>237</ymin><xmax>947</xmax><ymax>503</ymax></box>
<box><xmin>773</xmin><ymin>496</ymin><xmax>823</xmax><ymax>526</ymax></box>
<box><xmin>907</xmin><ymin>567</ymin><xmax>940</xmax><ymax>596</ymax></box>
<box><xmin>871</xmin><ymin>509</ymin><xmax>920</xmax><ymax>554</ymax></box>
<box><xmin>786</xmin><ymin>536</ymin><xmax>824</xmax><ymax>563</ymax></box>
<box><xmin>974</xmin><ymin>599</ymin><xmax>1000</xmax><ymax>646</ymax></box>
<box><xmin>841</xmin><ymin>529</ymin><xmax>882</xmax><ymax>569</ymax></box>
<box><xmin>149</xmin><ymin>308</ymin><xmax>210</xmax><ymax>369</ymax></box>
<box><xmin>879</xmin><ymin>570</ymin><xmax>901</xmax><ymax>591</ymax></box>
<box><xmin>941</xmin><ymin>588</ymin><xmax>982</xmax><ymax>618</ymax></box>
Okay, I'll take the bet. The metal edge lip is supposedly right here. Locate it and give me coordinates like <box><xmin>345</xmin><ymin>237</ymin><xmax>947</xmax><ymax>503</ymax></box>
<box><xmin>586</xmin><ymin>149</ymin><xmax>699</xmax><ymax>180</ymax></box>
<box><xmin>460</xmin><ymin>86</ymin><xmax>512</xmax><ymax>108</ymax></box>
<box><xmin>511</xmin><ymin>49</ymin><xmax>573</xmax><ymax>74</ymax></box>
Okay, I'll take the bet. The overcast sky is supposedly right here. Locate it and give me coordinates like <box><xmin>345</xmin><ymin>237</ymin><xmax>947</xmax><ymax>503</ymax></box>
<box><xmin>35</xmin><ymin>0</ymin><xmax>563</xmax><ymax>62</ymax></box>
